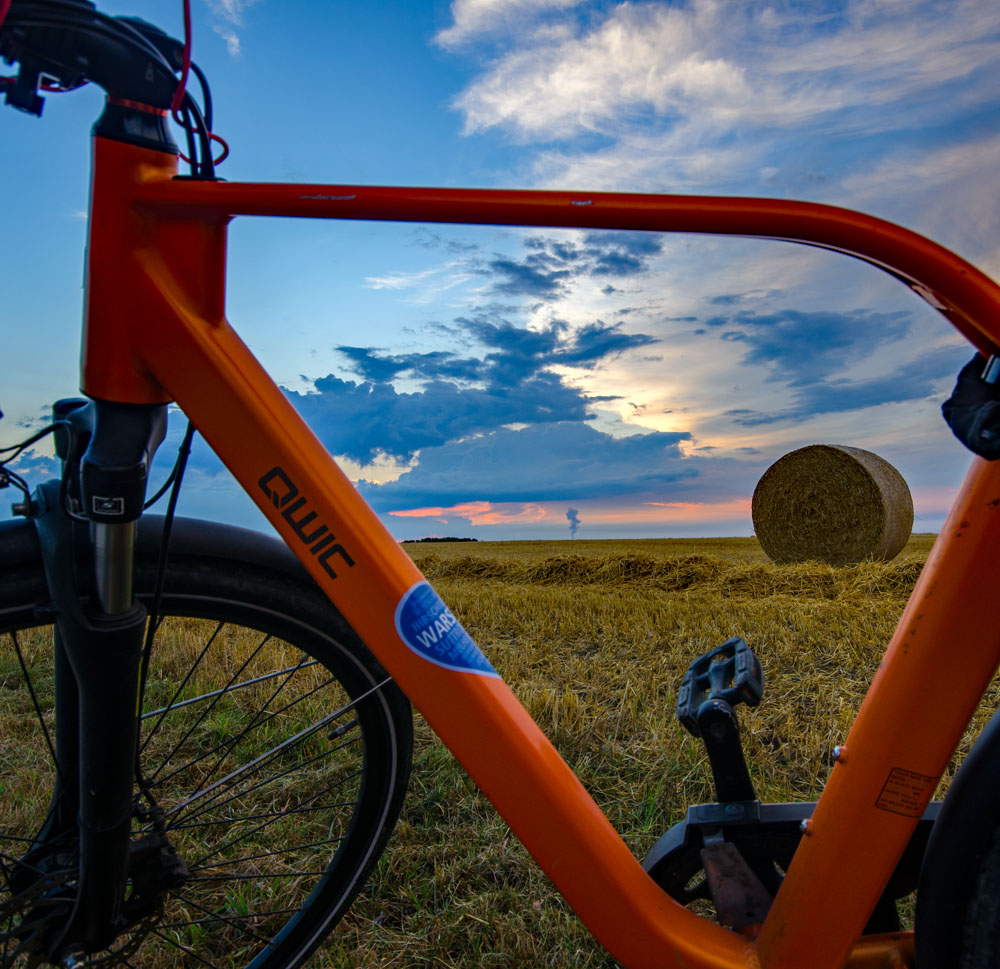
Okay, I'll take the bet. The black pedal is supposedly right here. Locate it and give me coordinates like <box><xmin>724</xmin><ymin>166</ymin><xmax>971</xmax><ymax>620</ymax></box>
<box><xmin>676</xmin><ymin>636</ymin><xmax>763</xmax><ymax>737</ymax></box>
<box><xmin>676</xmin><ymin>637</ymin><xmax>764</xmax><ymax>804</ymax></box>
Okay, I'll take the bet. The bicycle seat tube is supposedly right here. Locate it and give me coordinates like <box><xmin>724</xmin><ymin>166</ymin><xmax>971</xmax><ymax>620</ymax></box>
<box><xmin>33</xmin><ymin>399</ymin><xmax>165</xmax><ymax>957</ymax></box>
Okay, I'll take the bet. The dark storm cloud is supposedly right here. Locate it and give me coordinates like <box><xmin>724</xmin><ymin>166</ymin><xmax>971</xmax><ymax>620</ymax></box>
<box><xmin>483</xmin><ymin>231</ymin><xmax>665</xmax><ymax>300</ymax></box>
<box><xmin>280</xmin><ymin>229</ymin><xmax>666</xmax><ymax>480</ymax></box>
<box><xmin>706</xmin><ymin>307</ymin><xmax>912</xmax><ymax>385</ymax></box>
<box><xmin>287</xmin><ymin>372</ymin><xmax>597</xmax><ymax>464</ymax></box>
<box><xmin>560</xmin><ymin>320</ymin><xmax>658</xmax><ymax>363</ymax></box>
<box><xmin>286</xmin><ymin>310</ymin><xmax>662</xmax><ymax>463</ymax></box>
<box><xmin>336</xmin><ymin>345</ymin><xmax>409</xmax><ymax>382</ymax></box>
<box><xmin>798</xmin><ymin>344</ymin><xmax>968</xmax><ymax>411</ymax></box>
<box><xmin>335</xmin><ymin>316</ymin><xmax>655</xmax><ymax>398</ymax></box>
<box><xmin>487</xmin><ymin>255</ymin><xmax>573</xmax><ymax>299</ymax></box>
<box><xmin>359</xmin><ymin>421</ymin><xmax>698</xmax><ymax>509</ymax></box>
<box><xmin>461</xmin><ymin>316</ymin><xmax>657</xmax><ymax>384</ymax></box>
<box><xmin>338</xmin><ymin>346</ymin><xmax>483</xmax><ymax>383</ymax></box>
<box><xmin>724</xmin><ymin>342</ymin><xmax>969</xmax><ymax>426</ymax></box>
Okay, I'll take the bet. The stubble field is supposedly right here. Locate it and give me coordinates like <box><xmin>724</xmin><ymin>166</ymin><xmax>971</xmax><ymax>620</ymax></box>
<box><xmin>323</xmin><ymin>533</ymin><xmax>997</xmax><ymax>968</ymax></box>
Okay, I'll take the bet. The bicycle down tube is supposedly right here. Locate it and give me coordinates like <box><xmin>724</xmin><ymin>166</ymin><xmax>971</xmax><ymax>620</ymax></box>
<box><xmin>83</xmin><ymin>132</ymin><xmax>1000</xmax><ymax>969</ymax></box>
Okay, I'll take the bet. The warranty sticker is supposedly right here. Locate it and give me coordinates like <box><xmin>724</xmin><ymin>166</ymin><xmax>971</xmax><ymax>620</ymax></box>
<box><xmin>395</xmin><ymin>582</ymin><xmax>498</xmax><ymax>677</ymax></box>
<box><xmin>876</xmin><ymin>767</ymin><xmax>937</xmax><ymax>817</ymax></box>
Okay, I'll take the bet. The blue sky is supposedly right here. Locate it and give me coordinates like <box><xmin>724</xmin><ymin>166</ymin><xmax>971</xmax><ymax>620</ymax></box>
<box><xmin>3</xmin><ymin>0</ymin><xmax>999</xmax><ymax>540</ymax></box>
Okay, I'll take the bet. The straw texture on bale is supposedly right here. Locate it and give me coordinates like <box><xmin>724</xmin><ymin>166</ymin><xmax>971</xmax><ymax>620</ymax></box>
<box><xmin>751</xmin><ymin>445</ymin><xmax>913</xmax><ymax>566</ymax></box>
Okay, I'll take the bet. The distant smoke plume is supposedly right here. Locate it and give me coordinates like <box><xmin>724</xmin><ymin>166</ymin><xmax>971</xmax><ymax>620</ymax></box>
<box><xmin>566</xmin><ymin>507</ymin><xmax>581</xmax><ymax>538</ymax></box>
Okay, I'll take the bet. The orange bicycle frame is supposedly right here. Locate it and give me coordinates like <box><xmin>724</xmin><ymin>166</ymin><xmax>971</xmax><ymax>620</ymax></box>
<box><xmin>82</xmin><ymin>132</ymin><xmax>1000</xmax><ymax>969</ymax></box>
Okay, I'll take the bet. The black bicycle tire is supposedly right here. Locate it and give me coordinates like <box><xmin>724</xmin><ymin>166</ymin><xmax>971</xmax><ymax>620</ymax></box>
<box><xmin>0</xmin><ymin>516</ymin><xmax>413</xmax><ymax>969</ymax></box>
<box><xmin>957</xmin><ymin>826</ymin><xmax>1000</xmax><ymax>968</ymax></box>
<box><xmin>914</xmin><ymin>705</ymin><xmax>1000</xmax><ymax>969</ymax></box>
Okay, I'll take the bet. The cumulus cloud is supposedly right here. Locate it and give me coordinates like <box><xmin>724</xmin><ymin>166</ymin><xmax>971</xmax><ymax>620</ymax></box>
<box><xmin>284</xmin><ymin>307</ymin><xmax>659</xmax><ymax>465</ymax></box>
<box><xmin>360</xmin><ymin>421</ymin><xmax>700</xmax><ymax>510</ymax></box>
<box><xmin>288</xmin><ymin>371</ymin><xmax>596</xmax><ymax>464</ymax></box>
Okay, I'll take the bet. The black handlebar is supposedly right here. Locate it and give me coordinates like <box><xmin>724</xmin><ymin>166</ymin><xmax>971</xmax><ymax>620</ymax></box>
<box><xmin>0</xmin><ymin>0</ymin><xmax>181</xmax><ymax>116</ymax></box>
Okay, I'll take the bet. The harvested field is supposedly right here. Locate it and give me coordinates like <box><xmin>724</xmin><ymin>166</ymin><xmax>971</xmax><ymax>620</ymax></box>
<box><xmin>323</xmin><ymin>533</ymin><xmax>991</xmax><ymax>968</ymax></box>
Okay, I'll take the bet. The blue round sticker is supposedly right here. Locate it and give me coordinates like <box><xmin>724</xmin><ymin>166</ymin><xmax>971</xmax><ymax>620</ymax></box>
<box><xmin>395</xmin><ymin>582</ymin><xmax>498</xmax><ymax>677</ymax></box>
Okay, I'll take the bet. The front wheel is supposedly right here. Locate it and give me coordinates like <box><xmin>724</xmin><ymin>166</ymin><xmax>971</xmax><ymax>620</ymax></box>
<box><xmin>0</xmin><ymin>516</ymin><xmax>413</xmax><ymax>969</ymax></box>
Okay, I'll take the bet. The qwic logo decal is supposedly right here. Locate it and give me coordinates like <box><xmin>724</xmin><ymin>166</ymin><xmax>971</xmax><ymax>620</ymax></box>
<box><xmin>258</xmin><ymin>467</ymin><xmax>355</xmax><ymax>580</ymax></box>
<box><xmin>395</xmin><ymin>582</ymin><xmax>498</xmax><ymax>677</ymax></box>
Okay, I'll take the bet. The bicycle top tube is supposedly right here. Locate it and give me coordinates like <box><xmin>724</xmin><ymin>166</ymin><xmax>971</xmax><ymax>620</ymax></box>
<box><xmin>146</xmin><ymin>176</ymin><xmax>1000</xmax><ymax>358</ymax></box>
<box><xmin>80</xmin><ymin>135</ymin><xmax>1000</xmax><ymax>408</ymax></box>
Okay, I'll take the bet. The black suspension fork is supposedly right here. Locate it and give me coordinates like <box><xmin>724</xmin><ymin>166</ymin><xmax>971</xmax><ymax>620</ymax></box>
<box><xmin>32</xmin><ymin>398</ymin><xmax>166</xmax><ymax>957</ymax></box>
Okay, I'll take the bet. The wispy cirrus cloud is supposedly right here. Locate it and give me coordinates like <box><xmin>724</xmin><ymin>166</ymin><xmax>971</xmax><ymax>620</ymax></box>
<box><xmin>204</xmin><ymin>0</ymin><xmax>262</xmax><ymax>56</ymax></box>
<box><xmin>445</xmin><ymin>0</ymin><xmax>1000</xmax><ymax>138</ymax></box>
<box><xmin>435</xmin><ymin>0</ymin><xmax>583</xmax><ymax>50</ymax></box>
<box><xmin>439</xmin><ymin>0</ymin><xmax>1000</xmax><ymax>208</ymax></box>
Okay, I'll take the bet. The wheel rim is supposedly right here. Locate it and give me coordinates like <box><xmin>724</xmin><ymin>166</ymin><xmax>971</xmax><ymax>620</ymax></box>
<box><xmin>0</xmin><ymin>610</ymin><xmax>392</xmax><ymax>969</ymax></box>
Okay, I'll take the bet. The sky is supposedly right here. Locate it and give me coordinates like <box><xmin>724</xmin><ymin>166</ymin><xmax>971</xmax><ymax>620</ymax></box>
<box><xmin>2</xmin><ymin>0</ymin><xmax>999</xmax><ymax>541</ymax></box>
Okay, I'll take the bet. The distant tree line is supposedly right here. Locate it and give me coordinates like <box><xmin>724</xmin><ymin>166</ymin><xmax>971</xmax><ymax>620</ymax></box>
<box><xmin>402</xmin><ymin>537</ymin><xmax>479</xmax><ymax>543</ymax></box>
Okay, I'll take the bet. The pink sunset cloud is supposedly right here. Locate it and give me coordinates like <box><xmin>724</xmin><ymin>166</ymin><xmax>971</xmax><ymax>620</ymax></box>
<box><xmin>389</xmin><ymin>501</ymin><xmax>549</xmax><ymax>526</ymax></box>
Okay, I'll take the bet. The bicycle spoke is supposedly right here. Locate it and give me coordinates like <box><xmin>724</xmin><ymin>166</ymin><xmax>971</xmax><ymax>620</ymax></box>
<box><xmin>141</xmin><ymin>659</ymin><xmax>318</xmax><ymax>720</ymax></box>
<box><xmin>161</xmin><ymin>682</ymin><xmax>378</xmax><ymax>826</ymax></box>
<box><xmin>167</xmin><ymin>740</ymin><xmax>360</xmax><ymax>835</ymax></box>
<box><xmin>7</xmin><ymin>633</ymin><xmax>64</xmax><ymax>791</ymax></box>
<box><xmin>184</xmin><ymin>772</ymin><xmax>351</xmax><ymax>871</ymax></box>
<box><xmin>151</xmin><ymin>929</ymin><xmax>220</xmax><ymax>969</ymax></box>
<box><xmin>159</xmin><ymin>903</ymin><xmax>303</xmax><ymax>930</ymax></box>
<box><xmin>168</xmin><ymin>893</ymin><xmax>279</xmax><ymax>949</ymax></box>
<box><xmin>150</xmin><ymin>655</ymin><xmax>319</xmax><ymax>800</ymax></box>
<box><xmin>184</xmin><ymin>871</ymin><xmax>330</xmax><ymax>882</ymax></box>
<box><xmin>145</xmin><ymin>631</ymin><xmax>274</xmax><ymax>785</ymax></box>
<box><xmin>168</xmin><ymin>798</ymin><xmax>357</xmax><ymax>831</ymax></box>
<box><xmin>188</xmin><ymin>834</ymin><xmax>345</xmax><ymax>874</ymax></box>
<box><xmin>0</xmin><ymin>905</ymin><xmax>64</xmax><ymax>944</ymax></box>
<box><xmin>139</xmin><ymin>622</ymin><xmax>225</xmax><ymax>755</ymax></box>
<box><xmin>148</xmin><ymin>693</ymin><xmax>347</xmax><ymax>827</ymax></box>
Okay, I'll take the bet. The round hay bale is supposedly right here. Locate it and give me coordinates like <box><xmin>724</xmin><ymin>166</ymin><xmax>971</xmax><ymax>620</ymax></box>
<box><xmin>751</xmin><ymin>445</ymin><xmax>913</xmax><ymax>566</ymax></box>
